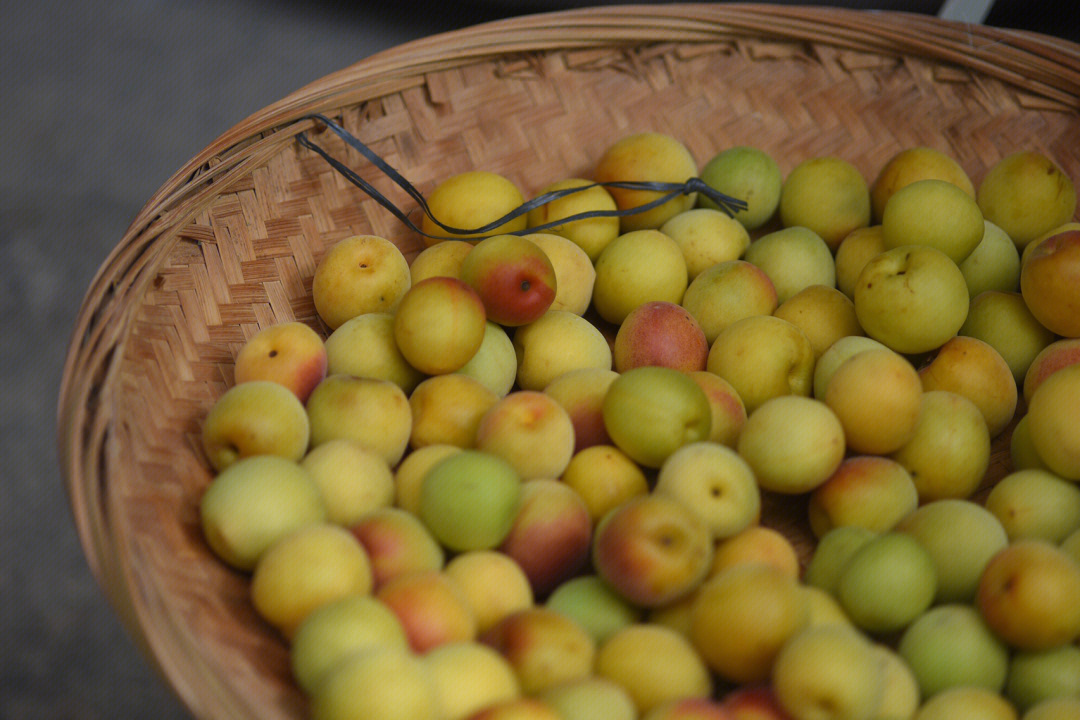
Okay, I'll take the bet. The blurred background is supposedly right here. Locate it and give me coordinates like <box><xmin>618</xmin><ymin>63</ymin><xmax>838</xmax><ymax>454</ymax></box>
<box><xmin>3</xmin><ymin>1</ymin><xmax>1075</xmax><ymax>718</ymax></box>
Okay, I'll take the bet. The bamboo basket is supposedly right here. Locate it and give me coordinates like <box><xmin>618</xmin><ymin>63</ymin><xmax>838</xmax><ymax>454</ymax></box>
<box><xmin>58</xmin><ymin>4</ymin><xmax>1080</xmax><ymax>719</ymax></box>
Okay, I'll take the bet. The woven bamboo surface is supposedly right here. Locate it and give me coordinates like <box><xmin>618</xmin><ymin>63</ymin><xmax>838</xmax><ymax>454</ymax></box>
<box><xmin>57</xmin><ymin>4</ymin><xmax>1080</xmax><ymax>719</ymax></box>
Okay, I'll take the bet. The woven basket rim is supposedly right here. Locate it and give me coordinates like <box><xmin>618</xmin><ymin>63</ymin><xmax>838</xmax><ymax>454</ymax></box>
<box><xmin>56</xmin><ymin>4</ymin><xmax>1080</xmax><ymax>718</ymax></box>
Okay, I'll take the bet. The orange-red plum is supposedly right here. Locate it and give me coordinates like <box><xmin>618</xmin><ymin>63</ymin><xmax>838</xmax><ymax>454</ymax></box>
<box><xmin>234</xmin><ymin>321</ymin><xmax>327</xmax><ymax>402</ymax></box>
<box><xmin>498</xmin><ymin>479</ymin><xmax>593</xmax><ymax>598</ymax></box>
<box><xmin>614</xmin><ymin>300</ymin><xmax>709</xmax><ymax>373</ymax></box>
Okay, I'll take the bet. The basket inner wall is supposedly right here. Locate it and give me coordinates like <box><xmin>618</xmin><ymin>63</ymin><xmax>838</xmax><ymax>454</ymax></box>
<box><xmin>108</xmin><ymin>38</ymin><xmax>1079</xmax><ymax>718</ymax></box>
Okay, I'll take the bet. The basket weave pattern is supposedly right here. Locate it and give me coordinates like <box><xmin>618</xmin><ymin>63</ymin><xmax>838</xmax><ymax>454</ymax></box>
<box><xmin>58</xmin><ymin>5</ymin><xmax>1080</xmax><ymax>719</ymax></box>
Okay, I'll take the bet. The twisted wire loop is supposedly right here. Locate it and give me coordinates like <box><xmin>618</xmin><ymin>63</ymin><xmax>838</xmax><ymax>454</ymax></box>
<box><xmin>297</xmin><ymin>113</ymin><xmax>748</xmax><ymax>243</ymax></box>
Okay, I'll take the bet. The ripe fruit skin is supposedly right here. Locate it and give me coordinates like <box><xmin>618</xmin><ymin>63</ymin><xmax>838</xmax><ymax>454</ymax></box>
<box><xmin>460</xmin><ymin>234</ymin><xmax>558</xmax><ymax>327</ymax></box>
<box><xmin>976</xmin><ymin>539</ymin><xmax>1080</xmax><ymax>651</ymax></box>
<box><xmin>592</xmin><ymin>494</ymin><xmax>713</xmax><ymax>608</ymax></box>
<box><xmin>234</xmin><ymin>321</ymin><xmax>327</xmax><ymax>402</ymax></box>
<box><xmin>1020</xmin><ymin>229</ymin><xmax>1080</xmax><ymax>338</ymax></box>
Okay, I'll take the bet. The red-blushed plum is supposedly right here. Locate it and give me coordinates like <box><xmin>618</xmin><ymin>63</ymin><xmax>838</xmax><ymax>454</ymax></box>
<box><xmin>460</xmin><ymin>234</ymin><xmax>557</xmax><ymax>327</ymax></box>
<box><xmin>251</xmin><ymin>523</ymin><xmax>373</xmax><ymax>639</ymax></box>
<box><xmin>807</xmin><ymin>455</ymin><xmax>918</xmax><ymax>538</ymax></box>
<box><xmin>349</xmin><ymin>506</ymin><xmax>445</xmax><ymax>590</ymax></box>
<box><xmin>1023</xmin><ymin>337</ymin><xmax>1080</xmax><ymax>404</ymax></box>
<box><xmin>543</xmin><ymin>368</ymin><xmax>619</xmax><ymax>453</ymax></box>
<box><xmin>592</xmin><ymin>494</ymin><xmax>714</xmax><ymax>608</ymax></box>
<box><xmin>498</xmin><ymin>479</ymin><xmax>592</xmax><ymax>598</ymax></box>
<box><xmin>375</xmin><ymin>570</ymin><xmax>479</xmax><ymax>653</ymax></box>
<box><xmin>687</xmin><ymin>370</ymin><xmax>747</xmax><ymax>448</ymax></box>
<box><xmin>311</xmin><ymin>235</ymin><xmax>412</xmax><ymax>330</ymax></box>
<box><xmin>201</xmin><ymin>380</ymin><xmax>310</xmax><ymax>472</ymax></box>
<box><xmin>480</xmin><ymin>607</ymin><xmax>596</xmax><ymax>694</ymax></box>
<box><xmin>690</xmin><ymin>563</ymin><xmax>809</xmax><ymax>683</ymax></box>
<box><xmin>613</xmin><ymin>300</ymin><xmax>709</xmax><ymax>373</ymax></box>
<box><xmin>976</xmin><ymin>540</ymin><xmax>1080</xmax><ymax>651</ymax></box>
<box><xmin>234</xmin><ymin>321</ymin><xmax>327</xmax><ymax>403</ymax></box>
<box><xmin>722</xmin><ymin>685</ymin><xmax>795</xmax><ymax>720</ymax></box>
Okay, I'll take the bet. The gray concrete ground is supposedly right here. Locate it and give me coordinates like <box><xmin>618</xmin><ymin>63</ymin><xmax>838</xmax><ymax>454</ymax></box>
<box><xmin>2</xmin><ymin>1</ymin><xmax>1073</xmax><ymax>718</ymax></box>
